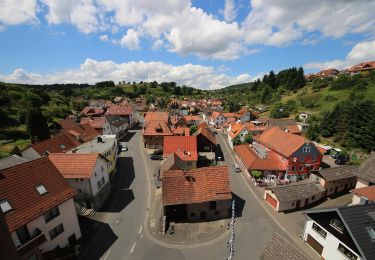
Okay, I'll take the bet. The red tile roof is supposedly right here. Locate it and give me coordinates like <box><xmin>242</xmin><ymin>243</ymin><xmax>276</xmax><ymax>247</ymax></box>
<box><xmin>80</xmin><ymin>117</ymin><xmax>107</xmax><ymax>129</ymax></box>
<box><xmin>211</xmin><ymin>111</ymin><xmax>224</xmax><ymax>120</ymax></box>
<box><xmin>143</xmin><ymin>120</ymin><xmax>173</xmax><ymax>136</ymax></box>
<box><xmin>234</xmin><ymin>144</ymin><xmax>287</xmax><ymax>171</ymax></box>
<box><xmin>0</xmin><ymin>157</ymin><xmax>76</xmax><ymax>232</ymax></box>
<box><xmin>183</xmin><ymin>115</ymin><xmax>200</xmax><ymax>122</ymax></box>
<box><xmin>351</xmin><ymin>186</ymin><xmax>375</xmax><ymax>201</ymax></box>
<box><xmin>26</xmin><ymin>133</ymin><xmax>80</xmax><ymax>156</ymax></box>
<box><xmin>57</xmin><ymin>119</ymin><xmax>99</xmax><ymax>142</ymax></box>
<box><xmin>348</xmin><ymin>61</ymin><xmax>375</xmax><ymax>73</ymax></box>
<box><xmin>253</xmin><ymin>127</ymin><xmax>308</xmax><ymax>157</ymax></box>
<box><xmin>144</xmin><ymin>111</ymin><xmax>169</xmax><ymax>124</ymax></box>
<box><xmin>228</xmin><ymin>123</ymin><xmax>246</xmax><ymax>139</ymax></box>
<box><xmin>105</xmin><ymin>105</ymin><xmax>133</xmax><ymax>116</ymax></box>
<box><xmin>48</xmin><ymin>153</ymin><xmax>101</xmax><ymax>178</ymax></box>
<box><xmin>163</xmin><ymin>136</ymin><xmax>198</xmax><ymax>161</ymax></box>
<box><xmin>162</xmin><ymin>166</ymin><xmax>232</xmax><ymax>206</ymax></box>
<box><xmin>81</xmin><ymin>106</ymin><xmax>104</xmax><ymax>116</ymax></box>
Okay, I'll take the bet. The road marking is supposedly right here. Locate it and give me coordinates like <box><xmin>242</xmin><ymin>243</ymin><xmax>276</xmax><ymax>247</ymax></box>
<box><xmin>103</xmin><ymin>249</ymin><xmax>111</xmax><ymax>260</ymax></box>
<box><xmin>138</xmin><ymin>225</ymin><xmax>143</xmax><ymax>234</ymax></box>
<box><xmin>130</xmin><ymin>242</ymin><xmax>136</xmax><ymax>254</ymax></box>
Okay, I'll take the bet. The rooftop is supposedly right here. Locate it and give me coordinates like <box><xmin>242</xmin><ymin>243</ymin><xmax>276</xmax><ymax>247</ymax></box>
<box><xmin>312</xmin><ymin>165</ymin><xmax>357</xmax><ymax>182</ymax></box>
<box><xmin>0</xmin><ymin>157</ymin><xmax>76</xmax><ymax>232</ymax></box>
<box><xmin>48</xmin><ymin>153</ymin><xmax>102</xmax><ymax>178</ymax></box>
<box><xmin>104</xmin><ymin>105</ymin><xmax>133</xmax><ymax>116</ymax></box>
<box><xmin>163</xmin><ymin>136</ymin><xmax>198</xmax><ymax>161</ymax></box>
<box><xmin>162</xmin><ymin>166</ymin><xmax>231</xmax><ymax>206</ymax></box>
<box><xmin>351</xmin><ymin>186</ymin><xmax>375</xmax><ymax>201</ymax></box>
<box><xmin>356</xmin><ymin>152</ymin><xmax>375</xmax><ymax>184</ymax></box>
<box><xmin>267</xmin><ymin>181</ymin><xmax>325</xmax><ymax>202</ymax></box>
<box><xmin>0</xmin><ymin>155</ymin><xmax>28</xmax><ymax>170</ymax></box>
<box><xmin>67</xmin><ymin>135</ymin><xmax>116</xmax><ymax>154</ymax></box>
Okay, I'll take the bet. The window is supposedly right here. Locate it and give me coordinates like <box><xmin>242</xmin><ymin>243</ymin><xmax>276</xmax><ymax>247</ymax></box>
<box><xmin>338</xmin><ymin>243</ymin><xmax>357</xmax><ymax>260</ymax></box>
<box><xmin>303</xmin><ymin>147</ymin><xmax>311</xmax><ymax>153</ymax></box>
<box><xmin>16</xmin><ymin>226</ymin><xmax>30</xmax><ymax>244</ymax></box>
<box><xmin>0</xmin><ymin>199</ymin><xmax>12</xmax><ymax>213</ymax></box>
<box><xmin>44</xmin><ymin>207</ymin><xmax>60</xmax><ymax>222</ymax></box>
<box><xmin>35</xmin><ymin>184</ymin><xmax>48</xmax><ymax>195</ymax></box>
<box><xmin>312</xmin><ymin>196</ymin><xmax>315</xmax><ymax>200</ymax></box>
<box><xmin>312</xmin><ymin>223</ymin><xmax>327</xmax><ymax>238</ymax></box>
<box><xmin>49</xmin><ymin>224</ymin><xmax>64</xmax><ymax>240</ymax></box>
<box><xmin>187</xmin><ymin>162</ymin><xmax>192</xmax><ymax>166</ymax></box>
<box><xmin>209</xmin><ymin>201</ymin><xmax>217</xmax><ymax>210</ymax></box>
<box><xmin>78</xmin><ymin>188</ymin><xmax>82</xmax><ymax>193</ymax></box>
<box><xmin>330</xmin><ymin>218</ymin><xmax>344</xmax><ymax>233</ymax></box>
<box><xmin>300</xmin><ymin>156</ymin><xmax>305</xmax><ymax>162</ymax></box>
<box><xmin>366</xmin><ymin>227</ymin><xmax>375</xmax><ymax>240</ymax></box>
<box><xmin>299</xmin><ymin>165</ymin><xmax>304</xmax><ymax>171</ymax></box>
<box><xmin>291</xmin><ymin>166</ymin><xmax>296</xmax><ymax>172</ymax></box>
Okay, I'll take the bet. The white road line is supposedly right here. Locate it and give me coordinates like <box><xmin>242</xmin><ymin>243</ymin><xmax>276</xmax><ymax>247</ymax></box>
<box><xmin>138</xmin><ymin>225</ymin><xmax>143</xmax><ymax>234</ymax></box>
<box><xmin>103</xmin><ymin>249</ymin><xmax>111</xmax><ymax>260</ymax></box>
<box><xmin>130</xmin><ymin>242</ymin><xmax>136</xmax><ymax>254</ymax></box>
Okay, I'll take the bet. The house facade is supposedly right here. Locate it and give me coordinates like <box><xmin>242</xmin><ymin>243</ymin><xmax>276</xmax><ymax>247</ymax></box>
<box><xmin>105</xmin><ymin>105</ymin><xmax>135</xmax><ymax>127</ymax></box>
<box><xmin>0</xmin><ymin>158</ymin><xmax>81</xmax><ymax>259</ymax></box>
<box><xmin>303</xmin><ymin>204</ymin><xmax>375</xmax><ymax>260</ymax></box>
<box><xmin>354</xmin><ymin>152</ymin><xmax>375</xmax><ymax>188</ymax></box>
<box><xmin>163</xmin><ymin>136</ymin><xmax>198</xmax><ymax>169</ymax></box>
<box><xmin>106</xmin><ymin>115</ymin><xmax>129</xmax><ymax>140</ymax></box>
<box><xmin>209</xmin><ymin>112</ymin><xmax>226</xmax><ymax>128</ymax></box>
<box><xmin>80</xmin><ymin>117</ymin><xmax>112</xmax><ymax>135</ymax></box>
<box><xmin>194</xmin><ymin>123</ymin><xmax>216</xmax><ymax>153</ymax></box>
<box><xmin>49</xmin><ymin>153</ymin><xmax>111</xmax><ymax>210</ymax></box>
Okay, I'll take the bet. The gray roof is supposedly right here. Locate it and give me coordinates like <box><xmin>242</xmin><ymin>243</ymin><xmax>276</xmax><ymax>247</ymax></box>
<box><xmin>312</xmin><ymin>165</ymin><xmax>357</xmax><ymax>182</ymax></box>
<box><xmin>106</xmin><ymin>115</ymin><xmax>128</xmax><ymax>127</ymax></box>
<box><xmin>356</xmin><ymin>152</ymin><xmax>375</xmax><ymax>184</ymax></box>
<box><xmin>269</xmin><ymin>181</ymin><xmax>325</xmax><ymax>202</ymax></box>
<box><xmin>304</xmin><ymin>204</ymin><xmax>375</xmax><ymax>260</ymax></box>
<box><xmin>68</xmin><ymin>135</ymin><xmax>116</xmax><ymax>154</ymax></box>
<box><xmin>269</xmin><ymin>118</ymin><xmax>297</xmax><ymax>127</ymax></box>
<box><xmin>0</xmin><ymin>155</ymin><xmax>29</xmax><ymax>170</ymax></box>
<box><xmin>259</xmin><ymin>232</ymin><xmax>308</xmax><ymax>260</ymax></box>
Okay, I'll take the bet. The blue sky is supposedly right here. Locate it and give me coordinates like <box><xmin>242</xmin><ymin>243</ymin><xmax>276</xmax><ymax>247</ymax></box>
<box><xmin>0</xmin><ymin>0</ymin><xmax>374</xmax><ymax>89</ymax></box>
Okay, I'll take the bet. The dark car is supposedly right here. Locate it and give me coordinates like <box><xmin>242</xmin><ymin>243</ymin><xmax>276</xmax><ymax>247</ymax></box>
<box><xmin>335</xmin><ymin>154</ymin><xmax>350</xmax><ymax>165</ymax></box>
<box><xmin>153</xmin><ymin>149</ymin><xmax>163</xmax><ymax>155</ymax></box>
<box><xmin>150</xmin><ymin>155</ymin><xmax>163</xmax><ymax>160</ymax></box>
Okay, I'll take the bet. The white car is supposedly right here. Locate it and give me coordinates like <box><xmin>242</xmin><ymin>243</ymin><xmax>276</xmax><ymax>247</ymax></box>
<box><xmin>233</xmin><ymin>164</ymin><xmax>241</xmax><ymax>172</ymax></box>
<box><xmin>121</xmin><ymin>145</ymin><xmax>128</xmax><ymax>152</ymax></box>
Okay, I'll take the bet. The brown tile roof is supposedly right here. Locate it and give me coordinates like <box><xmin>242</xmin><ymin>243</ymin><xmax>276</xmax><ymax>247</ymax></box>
<box><xmin>144</xmin><ymin>111</ymin><xmax>169</xmax><ymax>124</ymax></box>
<box><xmin>0</xmin><ymin>157</ymin><xmax>76</xmax><ymax>232</ymax></box>
<box><xmin>253</xmin><ymin>127</ymin><xmax>308</xmax><ymax>157</ymax></box>
<box><xmin>211</xmin><ymin>111</ymin><xmax>224</xmax><ymax>120</ymax></box>
<box><xmin>81</xmin><ymin>106</ymin><xmax>104</xmax><ymax>116</ymax></box>
<box><xmin>312</xmin><ymin>165</ymin><xmax>357</xmax><ymax>182</ymax></box>
<box><xmin>356</xmin><ymin>152</ymin><xmax>375</xmax><ymax>184</ymax></box>
<box><xmin>234</xmin><ymin>144</ymin><xmax>287</xmax><ymax>171</ymax></box>
<box><xmin>162</xmin><ymin>166</ymin><xmax>232</xmax><ymax>206</ymax></box>
<box><xmin>143</xmin><ymin>120</ymin><xmax>173</xmax><ymax>136</ymax></box>
<box><xmin>348</xmin><ymin>61</ymin><xmax>375</xmax><ymax>73</ymax></box>
<box><xmin>260</xmin><ymin>232</ymin><xmax>308</xmax><ymax>260</ymax></box>
<box><xmin>163</xmin><ymin>136</ymin><xmax>198</xmax><ymax>161</ymax></box>
<box><xmin>57</xmin><ymin>119</ymin><xmax>99</xmax><ymax>142</ymax></box>
<box><xmin>183</xmin><ymin>115</ymin><xmax>200</xmax><ymax>122</ymax></box>
<box><xmin>48</xmin><ymin>153</ymin><xmax>100</xmax><ymax>179</ymax></box>
<box><xmin>351</xmin><ymin>186</ymin><xmax>375</xmax><ymax>201</ymax></box>
<box><xmin>228</xmin><ymin>123</ymin><xmax>246</xmax><ymax>139</ymax></box>
<box><xmin>104</xmin><ymin>105</ymin><xmax>133</xmax><ymax>116</ymax></box>
<box><xmin>268</xmin><ymin>181</ymin><xmax>325</xmax><ymax>202</ymax></box>
<box><xmin>80</xmin><ymin>117</ymin><xmax>107</xmax><ymax>129</ymax></box>
<box><xmin>195</xmin><ymin>123</ymin><xmax>216</xmax><ymax>145</ymax></box>
<box><xmin>26</xmin><ymin>133</ymin><xmax>80</xmax><ymax>156</ymax></box>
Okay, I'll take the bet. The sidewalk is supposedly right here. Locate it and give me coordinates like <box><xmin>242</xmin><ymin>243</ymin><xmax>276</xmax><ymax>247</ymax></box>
<box><xmin>146</xmin><ymin>186</ymin><xmax>230</xmax><ymax>247</ymax></box>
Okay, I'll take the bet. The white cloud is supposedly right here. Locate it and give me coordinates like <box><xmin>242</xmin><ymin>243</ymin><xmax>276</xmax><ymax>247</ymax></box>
<box><xmin>223</xmin><ymin>0</ymin><xmax>236</xmax><ymax>22</ymax></box>
<box><xmin>99</xmin><ymin>34</ymin><xmax>109</xmax><ymax>42</ymax></box>
<box><xmin>120</xmin><ymin>29</ymin><xmax>140</xmax><ymax>50</ymax></box>
<box><xmin>0</xmin><ymin>0</ymin><xmax>38</xmax><ymax>27</ymax></box>
<box><xmin>304</xmin><ymin>40</ymin><xmax>375</xmax><ymax>70</ymax></box>
<box><xmin>151</xmin><ymin>39</ymin><xmax>164</xmax><ymax>50</ymax></box>
<box><xmin>0</xmin><ymin>59</ymin><xmax>254</xmax><ymax>89</ymax></box>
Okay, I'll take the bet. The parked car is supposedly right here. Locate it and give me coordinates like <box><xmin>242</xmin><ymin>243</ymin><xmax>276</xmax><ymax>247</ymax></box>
<box><xmin>121</xmin><ymin>145</ymin><xmax>128</xmax><ymax>152</ymax></box>
<box><xmin>233</xmin><ymin>163</ymin><xmax>241</xmax><ymax>172</ymax></box>
<box><xmin>150</xmin><ymin>155</ymin><xmax>163</xmax><ymax>160</ymax></box>
<box><xmin>154</xmin><ymin>149</ymin><xmax>163</xmax><ymax>155</ymax></box>
<box><xmin>335</xmin><ymin>154</ymin><xmax>350</xmax><ymax>165</ymax></box>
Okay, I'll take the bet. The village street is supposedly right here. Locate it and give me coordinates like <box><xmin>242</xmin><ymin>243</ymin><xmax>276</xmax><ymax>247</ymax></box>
<box><xmin>79</xmin><ymin>129</ymin><xmax>317</xmax><ymax>260</ymax></box>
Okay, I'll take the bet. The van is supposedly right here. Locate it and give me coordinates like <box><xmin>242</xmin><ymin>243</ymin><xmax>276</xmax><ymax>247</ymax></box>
<box><xmin>233</xmin><ymin>164</ymin><xmax>241</xmax><ymax>172</ymax></box>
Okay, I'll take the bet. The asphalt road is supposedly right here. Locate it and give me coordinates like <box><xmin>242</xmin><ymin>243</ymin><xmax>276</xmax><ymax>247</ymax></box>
<box><xmin>79</xmin><ymin>129</ymin><xmax>303</xmax><ymax>260</ymax></box>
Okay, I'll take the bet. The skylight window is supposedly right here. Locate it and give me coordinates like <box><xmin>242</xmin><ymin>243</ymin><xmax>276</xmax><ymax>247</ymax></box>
<box><xmin>36</xmin><ymin>184</ymin><xmax>48</xmax><ymax>195</ymax></box>
<box><xmin>366</xmin><ymin>227</ymin><xmax>375</xmax><ymax>240</ymax></box>
<box><xmin>60</xmin><ymin>144</ymin><xmax>66</xmax><ymax>149</ymax></box>
<box><xmin>0</xmin><ymin>199</ymin><xmax>12</xmax><ymax>213</ymax></box>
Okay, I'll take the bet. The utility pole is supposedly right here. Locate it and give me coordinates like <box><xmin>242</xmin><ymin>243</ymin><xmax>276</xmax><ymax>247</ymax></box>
<box><xmin>227</xmin><ymin>199</ymin><xmax>235</xmax><ymax>260</ymax></box>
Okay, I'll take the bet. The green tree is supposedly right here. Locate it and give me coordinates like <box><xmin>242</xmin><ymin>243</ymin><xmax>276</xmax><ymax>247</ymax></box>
<box><xmin>190</xmin><ymin>125</ymin><xmax>197</xmax><ymax>135</ymax></box>
<box><xmin>25</xmin><ymin>108</ymin><xmax>50</xmax><ymax>143</ymax></box>
<box><xmin>244</xmin><ymin>133</ymin><xmax>253</xmax><ymax>144</ymax></box>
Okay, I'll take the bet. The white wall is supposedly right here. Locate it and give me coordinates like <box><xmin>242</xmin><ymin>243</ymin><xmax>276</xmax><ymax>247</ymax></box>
<box><xmin>355</xmin><ymin>179</ymin><xmax>369</xmax><ymax>188</ymax></box>
<box><xmin>11</xmin><ymin>198</ymin><xmax>81</xmax><ymax>252</ymax></box>
<box><xmin>89</xmin><ymin>158</ymin><xmax>110</xmax><ymax>197</ymax></box>
<box><xmin>21</xmin><ymin>148</ymin><xmax>41</xmax><ymax>160</ymax></box>
<box><xmin>102</xmin><ymin>120</ymin><xmax>112</xmax><ymax>135</ymax></box>
<box><xmin>303</xmin><ymin>219</ymin><xmax>362</xmax><ymax>260</ymax></box>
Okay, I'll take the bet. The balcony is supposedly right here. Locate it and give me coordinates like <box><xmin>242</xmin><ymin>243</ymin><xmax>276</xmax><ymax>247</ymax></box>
<box><xmin>16</xmin><ymin>229</ymin><xmax>47</xmax><ymax>256</ymax></box>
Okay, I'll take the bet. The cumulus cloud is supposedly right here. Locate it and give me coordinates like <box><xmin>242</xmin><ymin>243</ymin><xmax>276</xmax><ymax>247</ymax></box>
<box><xmin>0</xmin><ymin>59</ymin><xmax>254</xmax><ymax>89</ymax></box>
<box><xmin>119</xmin><ymin>29</ymin><xmax>140</xmax><ymax>50</ymax></box>
<box><xmin>304</xmin><ymin>40</ymin><xmax>375</xmax><ymax>70</ymax></box>
<box><xmin>223</xmin><ymin>0</ymin><xmax>236</xmax><ymax>22</ymax></box>
<box><xmin>0</xmin><ymin>0</ymin><xmax>38</xmax><ymax>27</ymax></box>
<box><xmin>99</xmin><ymin>34</ymin><xmax>109</xmax><ymax>42</ymax></box>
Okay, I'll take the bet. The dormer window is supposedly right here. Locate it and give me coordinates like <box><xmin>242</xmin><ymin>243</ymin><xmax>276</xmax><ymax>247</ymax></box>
<box><xmin>303</xmin><ymin>147</ymin><xmax>310</xmax><ymax>153</ymax></box>
<box><xmin>330</xmin><ymin>218</ymin><xmax>344</xmax><ymax>233</ymax></box>
<box><xmin>36</xmin><ymin>184</ymin><xmax>48</xmax><ymax>196</ymax></box>
<box><xmin>0</xmin><ymin>199</ymin><xmax>12</xmax><ymax>213</ymax></box>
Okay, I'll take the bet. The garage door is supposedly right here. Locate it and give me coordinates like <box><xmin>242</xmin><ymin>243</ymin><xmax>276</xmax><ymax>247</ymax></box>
<box><xmin>306</xmin><ymin>234</ymin><xmax>323</xmax><ymax>255</ymax></box>
<box><xmin>266</xmin><ymin>193</ymin><xmax>278</xmax><ymax>209</ymax></box>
